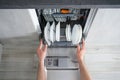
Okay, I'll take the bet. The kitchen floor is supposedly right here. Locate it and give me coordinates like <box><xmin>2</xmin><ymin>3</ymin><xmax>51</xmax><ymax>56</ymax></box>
<box><xmin>0</xmin><ymin>34</ymin><xmax>39</xmax><ymax>80</ymax></box>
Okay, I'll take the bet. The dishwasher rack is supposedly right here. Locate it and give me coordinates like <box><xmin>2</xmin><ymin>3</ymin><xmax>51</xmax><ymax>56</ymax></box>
<box><xmin>36</xmin><ymin>8</ymin><xmax>97</xmax><ymax>47</ymax></box>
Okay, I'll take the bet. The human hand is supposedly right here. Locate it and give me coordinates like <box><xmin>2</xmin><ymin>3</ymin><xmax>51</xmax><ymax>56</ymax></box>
<box><xmin>37</xmin><ymin>40</ymin><xmax>47</xmax><ymax>63</ymax></box>
<box><xmin>77</xmin><ymin>39</ymin><xmax>86</xmax><ymax>62</ymax></box>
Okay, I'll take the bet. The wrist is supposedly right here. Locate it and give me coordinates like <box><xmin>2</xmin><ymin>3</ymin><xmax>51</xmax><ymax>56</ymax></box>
<box><xmin>39</xmin><ymin>62</ymin><xmax>44</xmax><ymax>67</ymax></box>
<box><xmin>39</xmin><ymin>60</ymin><xmax>44</xmax><ymax>64</ymax></box>
<box><xmin>78</xmin><ymin>58</ymin><xmax>84</xmax><ymax>63</ymax></box>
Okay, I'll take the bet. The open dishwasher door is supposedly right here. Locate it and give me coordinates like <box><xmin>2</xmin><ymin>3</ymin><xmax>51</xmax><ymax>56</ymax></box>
<box><xmin>36</xmin><ymin>8</ymin><xmax>97</xmax><ymax>80</ymax></box>
<box><xmin>36</xmin><ymin>8</ymin><xmax>97</xmax><ymax>69</ymax></box>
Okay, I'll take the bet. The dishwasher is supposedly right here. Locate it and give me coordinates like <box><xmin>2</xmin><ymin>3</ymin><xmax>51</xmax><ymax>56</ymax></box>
<box><xmin>36</xmin><ymin>8</ymin><xmax>97</xmax><ymax>70</ymax></box>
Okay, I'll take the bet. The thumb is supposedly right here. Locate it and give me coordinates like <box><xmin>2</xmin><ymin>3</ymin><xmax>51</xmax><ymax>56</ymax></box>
<box><xmin>77</xmin><ymin>44</ymin><xmax>80</xmax><ymax>52</ymax></box>
<box><xmin>43</xmin><ymin>44</ymin><xmax>48</xmax><ymax>52</ymax></box>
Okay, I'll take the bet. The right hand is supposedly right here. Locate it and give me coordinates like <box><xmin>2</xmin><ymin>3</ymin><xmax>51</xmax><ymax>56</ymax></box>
<box><xmin>76</xmin><ymin>39</ymin><xmax>86</xmax><ymax>62</ymax></box>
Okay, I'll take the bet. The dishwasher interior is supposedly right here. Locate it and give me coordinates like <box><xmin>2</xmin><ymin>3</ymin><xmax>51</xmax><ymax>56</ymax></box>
<box><xmin>36</xmin><ymin>8</ymin><xmax>92</xmax><ymax>47</ymax></box>
<box><xmin>36</xmin><ymin>8</ymin><xmax>97</xmax><ymax>70</ymax></box>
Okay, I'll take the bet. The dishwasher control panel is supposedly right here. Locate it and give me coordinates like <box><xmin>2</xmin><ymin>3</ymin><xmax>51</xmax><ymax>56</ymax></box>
<box><xmin>45</xmin><ymin>56</ymin><xmax>78</xmax><ymax>70</ymax></box>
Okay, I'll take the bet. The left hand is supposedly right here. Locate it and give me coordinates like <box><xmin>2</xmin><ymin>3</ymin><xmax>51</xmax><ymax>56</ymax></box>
<box><xmin>37</xmin><ymin>40</ymin><xmax>48</xmax><ymax>63</ymax></box>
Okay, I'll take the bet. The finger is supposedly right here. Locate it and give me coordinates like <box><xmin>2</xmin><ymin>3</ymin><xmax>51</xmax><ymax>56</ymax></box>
<box><xmin>39</xmin><ymin>39</ymin><xmax>43</xmax><ymax>49</ymax></box>
<box><xmin>43</xmin><ymin>44</ymin><xmax>48</xmax><ymax>52</ymax></box>
<box><xmin>81</xmin><ymin>39</ymin><xmax>85</xmax><ymax>50</ymax></box>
